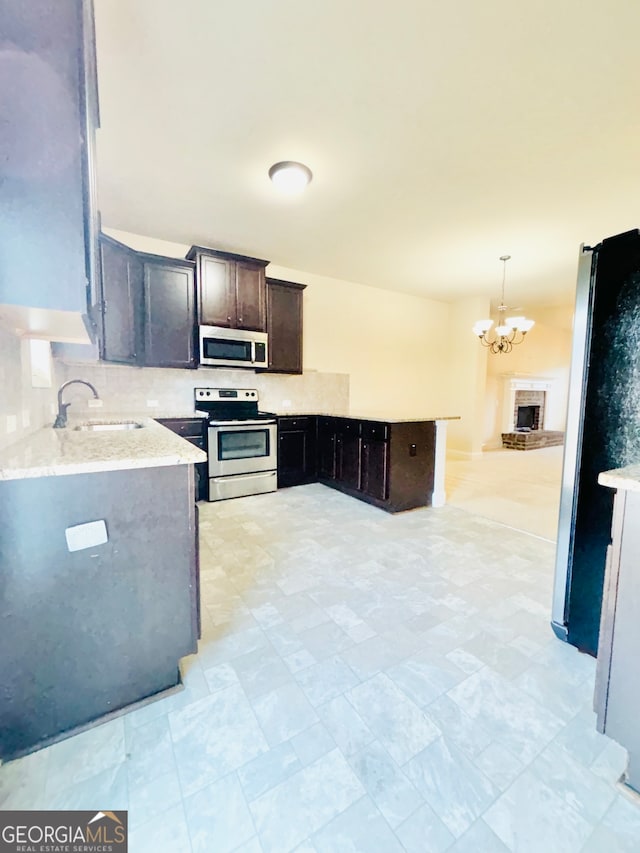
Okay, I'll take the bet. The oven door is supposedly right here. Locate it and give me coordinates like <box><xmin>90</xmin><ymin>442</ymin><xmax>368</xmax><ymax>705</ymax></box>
<box><xmin>208</xmin><ymin>422</ymin><xmax>277</xmax><ymax>477</ymax></box>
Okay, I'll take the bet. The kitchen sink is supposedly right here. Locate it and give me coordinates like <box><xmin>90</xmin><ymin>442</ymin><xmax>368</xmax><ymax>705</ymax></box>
<box><xmin>74</xmin><ymin>421</ymin><xmax>144</xmax><ymax>432</ymax></box>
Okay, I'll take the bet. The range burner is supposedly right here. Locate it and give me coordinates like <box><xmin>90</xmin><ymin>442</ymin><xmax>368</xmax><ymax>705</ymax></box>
<box><xmin>194</xmin><ymin>387</ymin><xmax>275</xmax><ymax>424</ymax></box>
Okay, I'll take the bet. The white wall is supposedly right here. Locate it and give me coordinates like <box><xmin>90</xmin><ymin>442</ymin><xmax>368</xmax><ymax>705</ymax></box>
<box><xmin>0</xmin><ymin>319</ymin><xmax>57</xmax><ymax>450</ymax></box>
<box><xmin>103</xmin><ymin>228</ymin><xmax>455</xmax><ymax>418</ymax></box>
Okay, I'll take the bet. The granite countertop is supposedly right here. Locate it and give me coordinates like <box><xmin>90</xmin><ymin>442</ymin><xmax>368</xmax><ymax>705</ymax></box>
<box><xmin>271</xmin><ymin>411</ymin><xmax>460</xmax><ymax>423</ymax></box>
<box><xmin>0</xmin><ymin>417</ymin><xmax>207</xmax><ymax>481</ymax></box>
<box><xmin>598</xmin><ymin>464</ymin><xmax>640</xmax><ymax>493</ymax></box>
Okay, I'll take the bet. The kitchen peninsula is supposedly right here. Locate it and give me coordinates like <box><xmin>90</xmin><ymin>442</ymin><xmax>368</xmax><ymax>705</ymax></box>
<box><xmin>276</xmin><ymin>412</ymin><xmax>456</xmax><ymax>512</ymax></box>
<box><xmin>0</xmin><ymin>419</ymin><xmax>205</xmax><ymax>760</ymax></box>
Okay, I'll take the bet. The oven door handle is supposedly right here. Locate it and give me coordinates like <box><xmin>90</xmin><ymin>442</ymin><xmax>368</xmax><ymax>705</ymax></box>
<box><xmin>250</xmin><ymin>340</ymin><xmax>256</xmax><ymax>364</ymax></box>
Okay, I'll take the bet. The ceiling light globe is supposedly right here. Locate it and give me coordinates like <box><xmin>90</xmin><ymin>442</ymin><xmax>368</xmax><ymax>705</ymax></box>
<box><xmin>506</xmin><ymin>316</ymin><xmax>525</xmax><ymax>328</ymax></box>
<box><xmin>472</xmin><ymin>320</ymin><xmax>493</xmax><ymax>335</ymax></box>
<box><xmin>268</xmin><ymin>161</ymin><xmax>313</xmax><ymax>194</ymax></box>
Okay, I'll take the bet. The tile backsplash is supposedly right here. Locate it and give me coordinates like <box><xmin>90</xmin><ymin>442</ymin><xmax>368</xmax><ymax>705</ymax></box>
<box><xmin>0</xmin><ymin>320</ymin><xmax>57</xmax><ymax>451</ymax></box>
<box><xmin>53</xmin><ymin>360</ymin><xmax>350</xmax><ymax>419</ymax></box>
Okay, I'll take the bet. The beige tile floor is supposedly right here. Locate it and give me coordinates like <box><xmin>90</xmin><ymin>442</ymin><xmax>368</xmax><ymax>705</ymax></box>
<box><xmin>2</xmin><ymin>478</ymin><xmax>640</xmax><ymax>852</ymax></box>
<box><xmin>446</xmin><ymin>446</ymin><xmax>565</xmax><ymax>541</ymax></box>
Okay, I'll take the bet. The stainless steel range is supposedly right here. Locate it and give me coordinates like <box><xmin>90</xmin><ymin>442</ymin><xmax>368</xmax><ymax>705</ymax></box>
<box><xmin>195</xmin><ymin>388</ymin><xmax>277</xmax><ymax>501</ymax></box>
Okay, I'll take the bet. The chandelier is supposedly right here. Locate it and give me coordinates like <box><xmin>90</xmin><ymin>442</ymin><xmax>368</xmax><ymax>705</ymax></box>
<box><xmin>472</xmin><ymin>255</ymin><xmax>535</xmax><ymax>354</ymax></box>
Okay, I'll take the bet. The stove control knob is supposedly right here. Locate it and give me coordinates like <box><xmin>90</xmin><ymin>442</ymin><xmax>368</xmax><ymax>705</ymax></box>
<box><xmin>206</xmin><ymin>391</ymin><xmax>211</xmax><ymax>396</ymax></box>
<box><xmin>245</xmin><ymin>392</ymin><xmax>250</xmax><ymax>397</ymax></box>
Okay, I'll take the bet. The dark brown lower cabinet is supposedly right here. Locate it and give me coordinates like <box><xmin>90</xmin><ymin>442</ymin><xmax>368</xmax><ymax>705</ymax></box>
<box><xmin>313</xmin><ymin>417</ymin><xmax>435</xmax><ymax>512</ymax></box>
<box><xmin>336</xmin><ymin>426</ymin><xmax>361</xmax><ymax>491</ymax></box>
<box><xmin>156</xmin><ymin>418</ymin><xmax>208</xmax><ymax>501</ymax></box>
<box><xmin>0</xmin><ymin>464</ymin><xmax>198</xmax><ymax>760</ymax></box>
<box><xmin>361</xmin><ymin>439</ymin><xmax>388</xmax><ymax>501</ymax></box>
<box><xmin>277</xmin><ymin>417</ymin><xmax>316</xmax><ymax>487</ymax></box>
<box><xmin>317</xmin><ymin>417</ymin><xmax>338</xmax><ymax>481</ymax></box>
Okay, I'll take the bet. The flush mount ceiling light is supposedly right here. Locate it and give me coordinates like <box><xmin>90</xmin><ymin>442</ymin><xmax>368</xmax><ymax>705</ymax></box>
<box><xmin>268</xmin><ymin>161</ymin><xmax>313</xmax><ymax>194</ymax></box>
<box><xmin>472</xmin><ymin>255</ymin><xmax>535</xmax><ymax>354</ymax></box>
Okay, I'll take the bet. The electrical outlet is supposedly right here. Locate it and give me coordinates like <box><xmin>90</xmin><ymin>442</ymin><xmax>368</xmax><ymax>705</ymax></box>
<box><xmin>22</xmin><ymin>410</ymin><xmax>30</xmax><ymax>428</ymax></box>
<box><xmin>6</xmin><ymin>415</ymin><xmax>17</xmax><ymax>434</ymax></box>
<box><xmin>146</xmin><ymin>400</ymin><xmax>159</xmax><ymax>408</ymax></box>
<box><xmin>281</xmin><ymin>399</ymin><xmax>292</xmax><ymax>409</ymax></box>
<box><xmin>87</xmin><ymin>399</ymin><xmax>103</xmax><ymax>408</ymax></box>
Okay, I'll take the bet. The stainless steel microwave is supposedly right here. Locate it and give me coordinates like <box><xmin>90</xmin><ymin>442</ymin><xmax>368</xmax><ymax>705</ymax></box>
<box><xmin>199</xmin><ymin>325</ymin><xmax>268</xmax><ymax>368</ymax></box>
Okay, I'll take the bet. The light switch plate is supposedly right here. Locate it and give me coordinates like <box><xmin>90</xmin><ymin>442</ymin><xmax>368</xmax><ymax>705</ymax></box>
<box><xmin>65</xmin><ymin>519</ymin><xmax>108</xmax><ymax>552</ymax></box>
<box><xmin>87</xmin><ymin>399</ymin><xmax>103</xmax><ymax>408</ymax></box>
<box><xmin>6</xmin><ymin>415</ymin><xmax>16</xmax><ymax>434</ymax></box>
<box><xmin>146</xmin><ymin>400</ymin><xmax>159</xmax><ymax>408</ymax></box>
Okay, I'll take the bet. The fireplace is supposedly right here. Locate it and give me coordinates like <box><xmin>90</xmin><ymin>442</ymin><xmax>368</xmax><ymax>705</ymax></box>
<box><xmin>513</xmin><ymin>389</ymin><xmax>545</xmax><ymax>430</ymax></box>
<box><xmin>500</xmin><ymin>375</ymin><xmax>564</xmax><ymax>450</ymax></box>
<box><xmin>516</xmin><ymin>405</ymin><xmax>540</xmax><ymax>430</ymax></box>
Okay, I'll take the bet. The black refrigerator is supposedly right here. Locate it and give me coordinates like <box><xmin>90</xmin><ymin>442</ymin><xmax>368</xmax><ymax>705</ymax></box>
<box><xmin>552</xmin><ymin>228</ymin><xmax>640</xmax><ymax>657</ymax></box>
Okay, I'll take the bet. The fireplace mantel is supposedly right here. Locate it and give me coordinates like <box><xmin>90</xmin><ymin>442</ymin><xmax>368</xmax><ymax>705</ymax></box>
<box><xmin>502</xmin><ymin>375</ymin><xmax>554</xmax><ymax>433</ymax></box>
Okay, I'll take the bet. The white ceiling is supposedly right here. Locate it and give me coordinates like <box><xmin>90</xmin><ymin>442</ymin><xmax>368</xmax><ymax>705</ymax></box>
<box><xmin>93</xmin><ymin>0</ymin><xmax>640</xmax><ymax>309</ymax></box>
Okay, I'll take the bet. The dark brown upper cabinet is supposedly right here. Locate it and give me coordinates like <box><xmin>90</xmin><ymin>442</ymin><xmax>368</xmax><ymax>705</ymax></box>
<box><xmin>99</xmin><ymin>234</ymin><xmax>142</xmax><ymax>364</ymax></box>
<box><xmin>264</xmin><ymin>278</ymin><xmax>306</xmax><ymax>374</ymax></box>
<box><xmin>0</xmin><ymin>0</ymin><xmax>99</xmax><ymax>324</ymax></box>
<box><xmin>142</xmin><ymin>255</ymin><xmax>196</xmax><ymax>368</ymax></box>
<box><xmin>98</xmin><ymin>233</ymin><xmax>195</xmax><ymax>368</ymax></box>
<box><xmin>186</xmin><ymin>246</ymin><xmax>269</xmax><ymax>332</ymax></box>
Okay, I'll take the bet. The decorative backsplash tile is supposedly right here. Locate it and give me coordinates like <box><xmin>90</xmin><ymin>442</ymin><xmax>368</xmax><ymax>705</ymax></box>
<box><xmin>52</xmin><ymin>360</ymin><xmax>350</xmax><ymax>419</ymax></box>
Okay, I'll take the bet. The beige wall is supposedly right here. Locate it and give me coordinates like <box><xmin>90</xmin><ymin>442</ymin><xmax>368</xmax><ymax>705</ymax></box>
<box><xmin>103</xmin><ymin>229</ymin><xmax>454</xmax><ymax>419</ymax></box>
<box><xmin>483</xmin><ymin>312</ymin><xmax>573</xmax><ymax>448</ymax></box>
<box><xmin>446</xmin><ymin>297</ymin><xmax>490</xmax><ymax>457</ymax></box>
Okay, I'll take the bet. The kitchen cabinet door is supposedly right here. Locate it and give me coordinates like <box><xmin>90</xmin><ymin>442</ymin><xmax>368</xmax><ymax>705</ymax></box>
<box><xmin>236</xmin><ymin>261</ymin><xmax>266</xmax><ymax>331</ymax></box>
<box><xmin>277</xmin><ymin>417</ymin><xmax>316</xmax><ymax>487</ymax></box>
<box><xmin>143</xmin><ymin>257</ymin><xmax>195</xmax><ymax>368</ymax></box>
<box><xmin>197</xmin><ymin>254</ymin><xmax>235</xmax><ymax>328</ymax></box>
<box><xmin>317</xmin><ymin>418</ymin><xmax>338</xmax><ymax>481</ymax></box>
<box><xmin>265</xmin><ymin>278</ymin><xmax>305</xmax><ymax>374</ymax></box>
<box><xmin>0</xmin><ymin>0</ymin><xmax>95</xmax><ymax>317</ymax></box>
<box><xmin>99</xmin><ymin>234</ymin><xmax>142</xmax><ymax>364</ymax></box>
<box><xmin>361</xmin><ymin>439</ymin><xmax>389</xmax><ymax>501</ymax></box>
<box><xmin>336</xmin><ymin>426</ymin><xmax>361</xmax><ymax>490</ymax></box>
<box><xmin>187</xmin><ymin>246</ymin><xmax>269</xmax><ymax>331</ymax></box>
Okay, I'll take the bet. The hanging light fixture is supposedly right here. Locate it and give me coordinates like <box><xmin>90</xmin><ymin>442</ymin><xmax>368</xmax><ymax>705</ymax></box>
<box><xmin>472</xmin><ymin>255</ymin><xmax>535</xmax><ymax>354</ymax></box>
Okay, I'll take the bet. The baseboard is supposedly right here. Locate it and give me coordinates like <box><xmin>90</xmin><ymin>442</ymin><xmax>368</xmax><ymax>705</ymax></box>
<box><xmin>447</xmin><ymin>449</ymin><xmax>484</xmax><ymax>461</ymax></box>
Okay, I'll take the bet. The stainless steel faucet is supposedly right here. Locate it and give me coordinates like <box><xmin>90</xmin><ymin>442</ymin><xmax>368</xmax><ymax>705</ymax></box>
<box><xmin>53</xmin><ymin>380</ymin><xmax>100</xmax><ymax>429</ymax></box>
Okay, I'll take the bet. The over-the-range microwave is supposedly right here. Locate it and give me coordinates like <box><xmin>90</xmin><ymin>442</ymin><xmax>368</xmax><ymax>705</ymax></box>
<box><xmin>199</xmin><ymin>325</ymin><xmax>268</xmax><ymax>368</ymax></box>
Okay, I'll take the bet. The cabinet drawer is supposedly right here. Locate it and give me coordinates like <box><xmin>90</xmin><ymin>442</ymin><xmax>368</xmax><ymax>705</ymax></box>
<box><xmin>278</xmin><ymin>416</ymin><xmax>313</xmax><ymax>432</ymax></box>
<box><xmin>317</xmin><ymin>416</ymin><xmax>336</xmax><ymax>431</ymax></box>
<box><xmin>336</xmin><ymin>419</ymin><xmax>360</xmax><ymax>436</ymax></box>
<box><xmin>361</xmin><ymin>422</ymin><xmax>389</xmax><ymax>441</ymax></box>
<box><xmin>157</xmin><ymin>418</ymin><xmax>205</xmax><ymax>438</ymax></box>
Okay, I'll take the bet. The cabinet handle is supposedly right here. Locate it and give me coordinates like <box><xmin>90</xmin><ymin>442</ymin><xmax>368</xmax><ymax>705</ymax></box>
<box><xmin>227</xmin><ymin>315</ymin><xmax>232</xmax><ymax>322</ymax></box>
<box><xmin>238</xmin><ymin>316</ymin><xmax>243</xmax><ymax>323</ymax></box>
